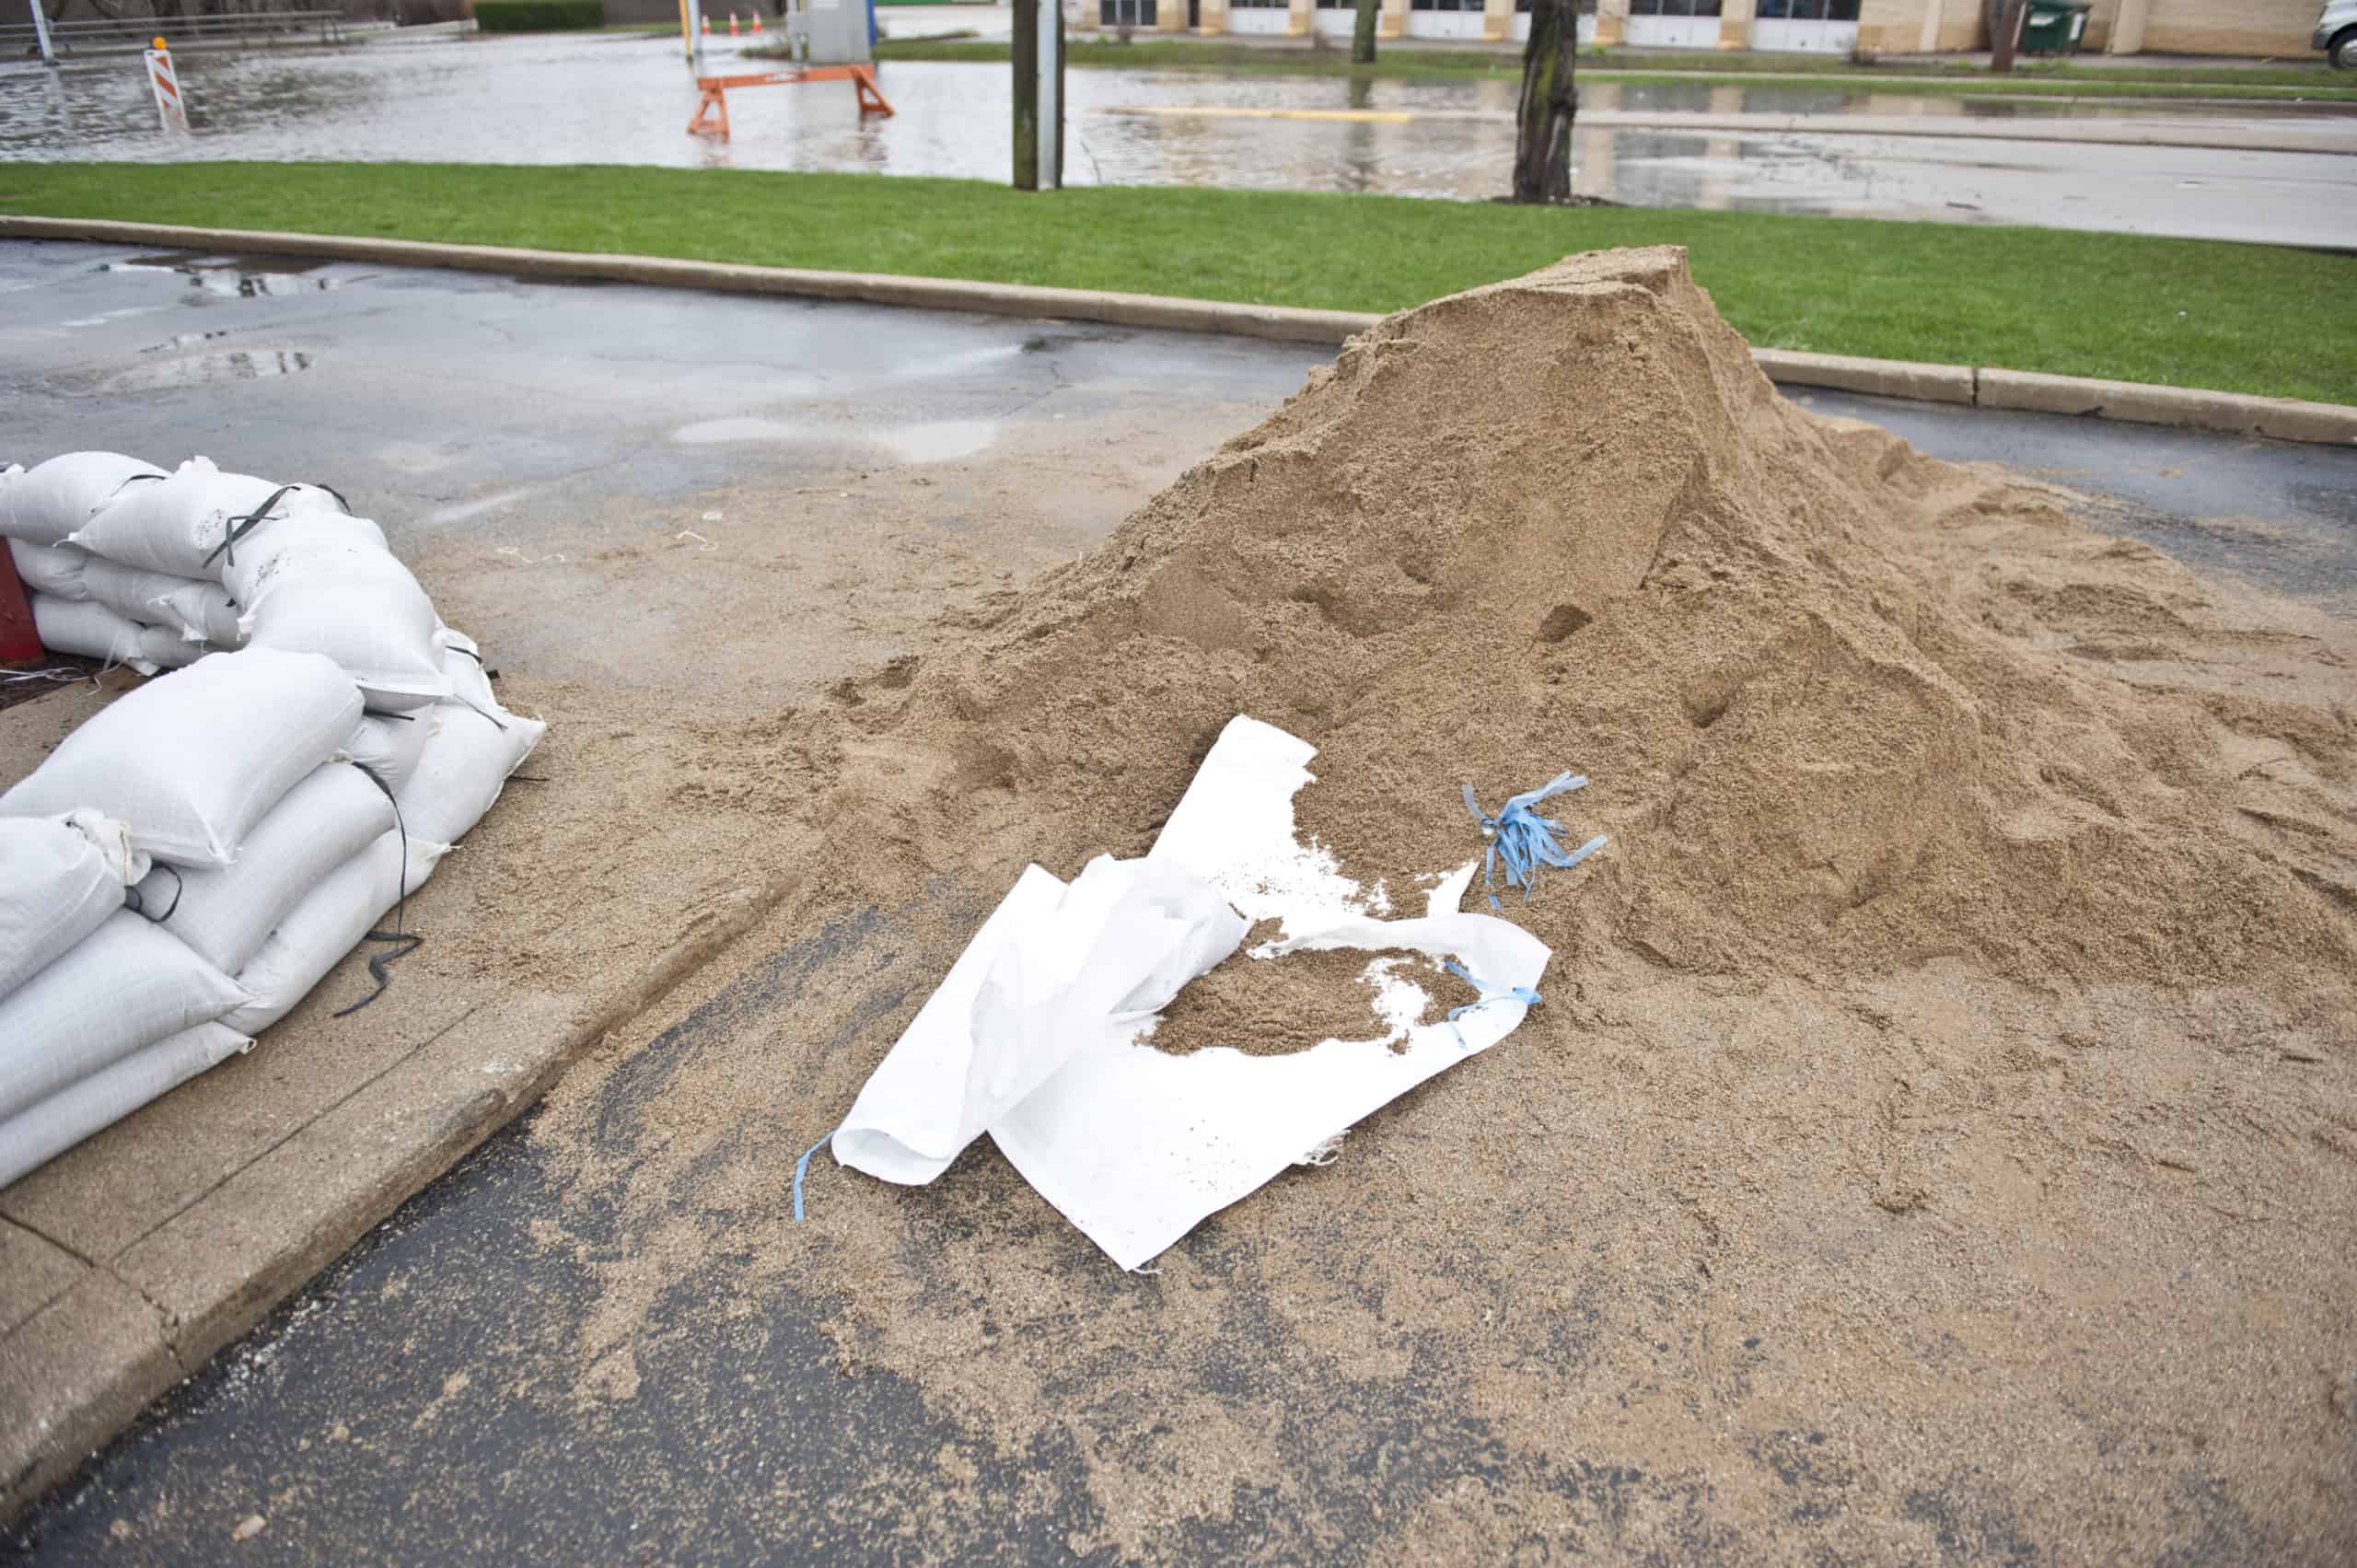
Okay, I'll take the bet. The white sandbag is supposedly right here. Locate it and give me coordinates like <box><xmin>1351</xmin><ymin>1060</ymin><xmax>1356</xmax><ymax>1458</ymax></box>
<box><xmin>8</xmin><ymin>538</ymin><xmax>94</xmax><ymax>599</ymax></box>
<box><xmin>0</xmin><ymin>453</ymin><xmax>165</xmax><ymax>546</ymax></box>
<box><xmin>349</xmin><ymin>711</ymin><xmax>435</xmax><ymax>795</ymax></box>
<box><xmin>0</xmin><ymin>911</ymin><xmax>249</xmax><ymax>1123</ymax></box>
<box><xmin>29</xmin><ymin>594</ymin><xmax>201</xmax><ymax>676</ymax></box>
<box><xmin>67</xmin><ymin>456</ymin><xmax>348</xmax><ymax>579</ymax></box>
<box><xmin>392</xmin><ymin>666</ymin><xmax>545</xmax><ymax>846</ymax></box>
<box><xmin>0</xmin><ymin>647</ymin><xmax>363</xmax><ymax>867</ymax></box>
<box><xmin>224</xmin><ymin>830</ymin><xmax>447</xmax><ymax>1034</ymax></box>
<box><xmin>81</xmin><ymin>557</ymin><xmax>242</xmax><ymax>646</ymax></box>
<box><xmin>135</xmin><ymin>763</ymin><xmax>396</xmax><ymax>976</ymax></box>
<box><xmin>215</xmin><ymin>509</ymin><xmax>390</xmax><ymax>607</ymax></box>
<box><xmin>0</xmin><ymin>1023</ymin><xmax>250</xmax><ymax>1190</ymax></box>
<box><xmin>240</xmin><ymin>548</ymin><xmax>448</xmax><ymax>713</ymax></box>
<box><xmin>0</xmin><ymin>811</ymin><xmax>147</xmax><ymax>1000</ymax></box>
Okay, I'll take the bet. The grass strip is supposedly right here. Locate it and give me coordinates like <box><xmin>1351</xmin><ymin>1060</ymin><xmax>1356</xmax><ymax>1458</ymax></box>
<box><xmin>868</xmin><ymin>38</ymin><xmax>2357</xmax><ymax>99</ymax></box>
<box><xmin>2</xmin><ymin>161</ymin><xmax>2348</xmax><ymax>402</ymax></box>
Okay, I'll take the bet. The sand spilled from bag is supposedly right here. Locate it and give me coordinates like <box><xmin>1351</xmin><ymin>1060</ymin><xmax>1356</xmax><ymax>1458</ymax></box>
<box><xmin>519</xmin><ymin>249</ymin><xmax>2357</xmax><ymax>1560</ymax></box>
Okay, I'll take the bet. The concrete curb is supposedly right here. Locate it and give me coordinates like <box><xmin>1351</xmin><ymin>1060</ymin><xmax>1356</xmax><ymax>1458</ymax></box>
<box><xmin>0</xmin><ymin>870</ymin><xmax>797</xmax><ymax>1525</ymax></box>
<box><xmin>3</xmin><ymin>216</ymin><xmax>2351</xmax><ymax>446</ymax></box>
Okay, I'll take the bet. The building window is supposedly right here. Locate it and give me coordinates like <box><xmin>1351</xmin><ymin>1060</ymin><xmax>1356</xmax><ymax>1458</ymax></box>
<box><xmin>1514</xmin><ymin>0</ymin><xmax>1597</xmax><ymax>13</ymax></box>
<box><xmin>1628</xmin><ymin>0</ymin><xmax>1721</xmax><ymax>14</ymax></box>
<box><xmin>1756</xmin><ymin>0</ymin><xmax>1859</xmax><ymax>14</ymax></box>
<box><xmin>1231</xmin><ymin>0</ymin><xmax>1286</xmax><ymax>8</ymax></box>
<box><xmin>1315</xmin><ymin>0</ymin><xmax>1353</xmax><ymax>9</ymax></box>
<box><xmin>1410</xmin><ymin>0</ymin><xmax>1477</xmax><ymax>10</ymax></box>
<box><xmin>1100</xmin><ymin>0</ymin><xmax>1156</xmax><ymax>20</ymax></box>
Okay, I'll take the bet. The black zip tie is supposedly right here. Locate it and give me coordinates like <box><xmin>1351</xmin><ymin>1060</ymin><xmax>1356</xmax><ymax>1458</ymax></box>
<box><xmin>310</xmin><ymin>481</ymin><xmax>354</xmax><ymax>515</ymax></box>
<box><xmin>201</xmin><ymin>483</ymin><xmax>300</xmax><ymax>571</ymax></box>
<box><xmin>125</xmin><ymin>862</ymin><xmax>183</xmax><ymax>924</ymax></box>
<box><xmin>335</xmin><ymin>762</ymin><xmax>423</xmax><ymax>1016</ymax></box>
<box><xmin>333</xmin><ymin>932</ymin><xmax>423</xmax><ymax>1018</ymax></box>
<box><xmin>106</xmin><ymin>470</ymin><xmax>167</xmax><ymax>500</ymax></box>
<box><xmin>447</xmin><ymin>693</ymin><xmax>507</xmax><ymax>733</ymax></box>
<box><xmin>447</xmin><ymin>645</ymin><xmax>485</xmax><ymax>665</ymax></box>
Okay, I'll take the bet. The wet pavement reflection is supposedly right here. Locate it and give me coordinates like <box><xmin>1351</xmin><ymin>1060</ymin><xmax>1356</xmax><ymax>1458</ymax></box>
<box><xmin>3</xmin><ymin>32</ymin><xmax>2351</xmax><ymax>241</ymax></box>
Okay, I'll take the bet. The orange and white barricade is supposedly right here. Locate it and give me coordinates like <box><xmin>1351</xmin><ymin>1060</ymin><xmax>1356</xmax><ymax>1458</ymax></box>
<box><xmin>145</xmin><ymin>38</ymin><xmax>189</xmax><ymax>134</ymax></box>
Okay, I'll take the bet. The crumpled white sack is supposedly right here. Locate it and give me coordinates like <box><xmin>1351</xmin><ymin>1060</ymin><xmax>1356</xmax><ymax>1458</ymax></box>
<box><xmin>828</xmin><ymin>714</ymin><xmax>1555</xmax><ymax>1270</ymax></box>
<box><xmin>391</xmin><ymin>650</ymin><xmax>544</xmax><ymax>845</ymax></box>
<box><xmin>833</xmin><ymin>860</ymin><xmax>1247</xmax><ymax>1187</ymax></box>
<box><xmin>349</xmin><ymin>710</ymin><xmax>436</xmax><ymax>795</ymax></box>
<box><xmin>0</xmin><ymin>453</ymin><xmax>164</xmax><ymax>546</ymax></box>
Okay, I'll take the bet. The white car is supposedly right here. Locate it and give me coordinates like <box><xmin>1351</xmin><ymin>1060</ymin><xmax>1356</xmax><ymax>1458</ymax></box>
<box><xmin>2318</xmin><ymin>0</ymin><xmax>2357</xmax><ymax>66</ymax></box>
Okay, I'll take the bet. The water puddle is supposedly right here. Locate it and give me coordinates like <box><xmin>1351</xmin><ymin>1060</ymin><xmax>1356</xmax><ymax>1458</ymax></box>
<box><xmin>672</xmin><ymin>416</ymin><xmax>799</xmax><ymax>444</ymax></box>
<box><xmin>101</xmin><ymin>253</ymin><xmax>345</xmax><ymax>298</ymax></box>
<box><xmin>868</xmin><ymin>420</ymin><xmax>999</xmax><ymax>465</ymax></box>
<box><xmin>104</xmin><ymin>350</ymin><xmax>315</xmax><ymax>391</ymax></box>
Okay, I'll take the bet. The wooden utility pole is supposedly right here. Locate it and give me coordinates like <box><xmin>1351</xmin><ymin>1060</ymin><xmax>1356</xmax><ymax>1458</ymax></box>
<box><xmin>1511</xmin><ymin>0</ymin><xmax>1577</xmax><ymax>203</ymax></box>
<box><xmin>1351</xmin><ymin>0</ymin><xmax>1378</xmax><ymax>64</ymax></box>
<box><xmin>1012</xmin><ymin>0</ymin><xmax>1065</xmax><ymax>190</ymax></box>
<box><xmin>1990</xmin><ymin>0</ymin><xmax>2026</xmax><ymax>71</ymax></box>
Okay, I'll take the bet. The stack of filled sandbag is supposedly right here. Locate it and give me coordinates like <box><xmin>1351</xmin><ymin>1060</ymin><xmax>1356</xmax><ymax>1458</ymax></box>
<box><xmin>0</xmin><ymin>453</ymin><xmax>546</xmax><ymax>1188</ymax></box>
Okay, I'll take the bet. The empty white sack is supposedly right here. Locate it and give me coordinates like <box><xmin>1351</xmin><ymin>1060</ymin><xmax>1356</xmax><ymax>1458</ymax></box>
<box><xmin>68</xmin><ymin>457</ymin><xmax>346</xmax><ymax>579</ymax></box>
<box><xmin>81</xmin><ymin>557</ymin><xmax>242</xmax><ymax>646</ymax></box>
<box><xmin>828</xmin><ymin>714</ymin><xmax>1552</xmax><ymax>1271</ymax></box>
<box><xmin>0</xmin><ymin>1023</ymin><xmax>251</xmax><ymax>1191</ymax></box>
<box><xmin>0</xmin><ymin>647</ymin><xmax>363</xmax><ymax>867</ymax></box>
<box><xmin>29</xmin><ymin>595</ymin><xmax>203</xmax><ymax>676</ymax></box>
<box><xmin>8</xmin><ymin>539</ymin><xmax>94</xmax><ymax>599</ymax></box>
<box><xmin>0</xmin><ymin>453</ymin><xmax>165</xmax><ymax>547</ymax></box>
<box><xmin>0</xmin><ymin>911</ymin><xmax>249</xmax><ymax>1123</ymax></box>
<box><xmin>136</xmin><ymin>763</ymin><xmax>398</xmax><ymax>976</ymax></box>
<box><xmin>0</xmin><ymin>811</ymin><xmax>147</xmax><ymax>1001</ymax></box>
<box><xmin>393</xmin><ymin>656</ymin><xmax>545</xmax><ymax>846</ymax></box>
<box><xmin>349</xmin><ymin>711</ymin><xmax>436</xmax><ymax>795</ymax></box>
<box><xmin>226</xmin><ymin>830</ymin><xmax>447</xmax><ymax>1034</ymax></box>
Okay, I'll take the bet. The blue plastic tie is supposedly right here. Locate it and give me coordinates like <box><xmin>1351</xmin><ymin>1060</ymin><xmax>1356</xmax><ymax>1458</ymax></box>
<box><xmin>1443</xmin><ymin>959</ymin><xmax>1543</xmax><ymax>1023</ymax></box>
<box><xmin>793</xmin><ymin>1132</ymin><xmax>834</xmax><ymax>1223</ymax></box>
<box><xmin>1461</xmin><ymin>772</ymin><xmax>1607</xmax><ymax>911</ymax></box>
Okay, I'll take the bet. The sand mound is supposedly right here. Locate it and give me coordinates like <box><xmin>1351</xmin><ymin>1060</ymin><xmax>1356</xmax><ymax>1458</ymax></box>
<box><xmin>814</xmin><ymin>246</ymin><xmax>2354</xmax><ymax>996</ymax></box>
<box><xmin>522</xmin><ymin>248</ymin><xmax>2357</xmax><ymax>1560</ymax></box>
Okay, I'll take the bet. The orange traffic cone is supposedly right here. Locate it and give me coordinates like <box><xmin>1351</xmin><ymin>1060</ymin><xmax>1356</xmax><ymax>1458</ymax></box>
<box><xmin>728</xmin><ymin>10</ymin><xmax>738</xmax><ymax>32</ymax></box>
<box><xmin>700</xmin><ymin>12</ymin><xmax>710</xmax><ymax>31</ymax></box>
<box><xmin>749</xmin><ymin>8</ymin><xmax>761</xmax><ymax>31</ymax></box>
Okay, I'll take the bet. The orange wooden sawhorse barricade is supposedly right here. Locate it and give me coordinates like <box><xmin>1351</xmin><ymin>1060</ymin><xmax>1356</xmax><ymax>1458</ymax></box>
<box><xmin>687</xmin><ymin>64</ymin><xmax>893</xmax><ymax>140</ymax></box>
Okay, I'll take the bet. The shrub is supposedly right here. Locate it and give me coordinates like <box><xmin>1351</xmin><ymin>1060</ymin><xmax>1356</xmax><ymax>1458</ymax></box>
<box><xmin>474</xmin><ymin>0</ymin><xmax>606</xmax><ymax>32</ymax></box>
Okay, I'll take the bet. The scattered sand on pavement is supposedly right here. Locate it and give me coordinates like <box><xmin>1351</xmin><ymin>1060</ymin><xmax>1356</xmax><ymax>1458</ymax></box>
<box><xmin>520</xmin><ymin>249</ymin><xmax>2357</xmax><ymax>1561</ymax></box>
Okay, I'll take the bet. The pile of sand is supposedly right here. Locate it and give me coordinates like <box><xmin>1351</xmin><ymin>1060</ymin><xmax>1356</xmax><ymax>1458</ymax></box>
<box><xmin>526</xmin><ymin>248</ymin><xmax>2357</xmax><ymax>1558</ymax></box>
<box><xmin>809</xmin><ymin>246</ymin><xmax>2352</xmax><ymax>998</ymax></box>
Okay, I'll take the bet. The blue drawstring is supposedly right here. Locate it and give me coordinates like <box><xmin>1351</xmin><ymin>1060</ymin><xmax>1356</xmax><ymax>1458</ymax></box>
<box><xmin>793</xmin><ymin>1132</ymin><xmax>833</xmax><ymax>1223</ymax></box>
<box><xmin>1443</xmin><ymin>959</ymin><xmax>1542</xmax><ymax>1022</ymax></box>
<box><xmin>1462</xmin><ymin>772</ymin><xmax>1607</xmax><ymax>911</ymax></box>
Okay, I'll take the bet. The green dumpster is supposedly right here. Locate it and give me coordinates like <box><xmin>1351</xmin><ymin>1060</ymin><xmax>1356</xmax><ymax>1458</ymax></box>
<box><xmin>2018</xmin><ymin>0</ymin><xmax>2090</xmax><ymax>52</ymax></box>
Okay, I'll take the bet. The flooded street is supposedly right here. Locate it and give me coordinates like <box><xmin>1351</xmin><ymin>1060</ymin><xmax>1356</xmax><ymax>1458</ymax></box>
<box><xmin>3</xmin><ymin>31</ymin><xmax>2353</xmax><ymax>242</ymax></box>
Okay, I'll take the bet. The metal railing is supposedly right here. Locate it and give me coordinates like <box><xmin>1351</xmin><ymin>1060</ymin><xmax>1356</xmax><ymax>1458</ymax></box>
<box><xmin>3</xmin><ymin>5</ymin><xmax>352</xmax><ymax>54</ymax></box>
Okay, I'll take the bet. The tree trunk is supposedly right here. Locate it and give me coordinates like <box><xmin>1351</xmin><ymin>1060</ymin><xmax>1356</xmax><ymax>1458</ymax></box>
<box><xmin>1013</xmin><ymin>0</ymin><xmax>1040</xmax><ymax>191</ymax></box>
<box><xmin>1352</xmin><ymin>0</ymin><xmax>1377</xmax><ymax>63</ymax></box>
<box><xmin>1990</xmin><ymin>0</ymin><xmax>2024</xmax><ymax>71</ymax></box>
<box><xmin>1511</xmin><ymin>0</ymin><xmax>1577</xmax><ymax>203</ymax></box>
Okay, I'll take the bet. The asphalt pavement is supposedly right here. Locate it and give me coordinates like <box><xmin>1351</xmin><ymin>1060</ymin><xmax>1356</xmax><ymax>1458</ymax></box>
<box><xmin>2</xmin><ymin>240</ymin><xmax>2354</xmax><ymax>1562</ymax></box>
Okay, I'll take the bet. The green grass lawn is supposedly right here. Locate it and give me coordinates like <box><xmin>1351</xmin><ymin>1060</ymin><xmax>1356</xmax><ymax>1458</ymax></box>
<box><xmin>3</xmin><ymin>162</ymin><xmax>2348</xmax><ymax>402</ymax></box>
<box><xmin>868</xmin><ymin>38</ymin><xmax>2357</xmax><ymax>99</ymax></box>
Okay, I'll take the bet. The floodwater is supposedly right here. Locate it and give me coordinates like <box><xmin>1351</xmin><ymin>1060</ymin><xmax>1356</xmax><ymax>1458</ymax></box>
<box><xmin>3</xmin><ymin>31</ymin><xmax>2353</xmax><ymax>242</ymax></box>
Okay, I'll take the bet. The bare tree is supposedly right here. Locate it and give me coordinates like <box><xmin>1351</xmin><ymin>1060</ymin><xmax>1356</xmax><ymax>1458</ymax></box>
<box><xmin>1511</xmin><ymin>0</ymin><xmax>1577</xmax><ymax>203</ymax></box>
<box><xmin>1351</xmin><ymin>0</ymin><xmax>1377</xmax><ymax>64</ymax></box>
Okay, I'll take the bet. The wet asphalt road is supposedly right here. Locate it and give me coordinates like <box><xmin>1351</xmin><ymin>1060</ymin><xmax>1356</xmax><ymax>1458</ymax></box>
<box><xmin>2</xmin><ymin>239</ymin><xmax>2354</xmax><ymax>1562</ymax></box>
